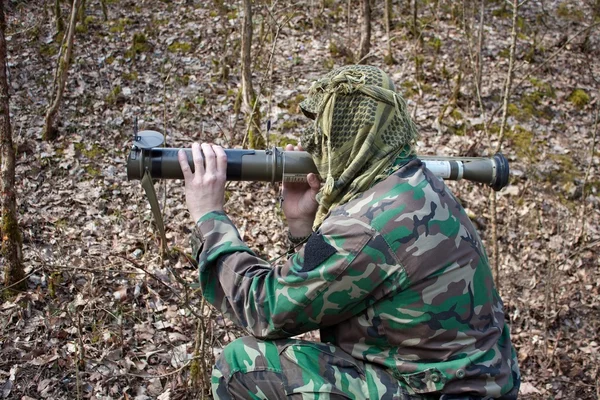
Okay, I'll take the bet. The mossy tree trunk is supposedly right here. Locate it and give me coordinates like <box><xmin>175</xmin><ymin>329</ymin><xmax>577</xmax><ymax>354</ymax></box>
<box><xmin>0</xmin><ymin>1</ymin><xmax>24</xmax><ymax>290</ymax></box>
<box><xmin>241</xmin><ymin>0</ymin><xmax>264</xmax><ymax>149</ymax></box>
<box><xmin>43</xmin><ymin>0</ymin><xmax>80</xmax><ymax>141</ymax></box>
<box><xmin>55</xmin><ymin>0</ymin><xmax>64</xmax><ymax>33</ymax></box>
<box><xmin>412</xmin><ymin>0</ymin><xmax>419</xmax><ymax>39</ymax></box>
<box><xmin>358</xmin><ymin>0</ymin><xmax>371</xmax><ymax>63</ymax></box>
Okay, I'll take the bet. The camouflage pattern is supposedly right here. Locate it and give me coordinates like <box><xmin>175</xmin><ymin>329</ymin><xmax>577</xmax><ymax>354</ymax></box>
<box><xmin>212</xmin><ymin>336</ymin><xmax>417</xmax><ymax>399</ymax></box>
<box><xmin>192</xmin><ymin>159</ymin><xmax>520</xmax><ymax>399</ymax></box>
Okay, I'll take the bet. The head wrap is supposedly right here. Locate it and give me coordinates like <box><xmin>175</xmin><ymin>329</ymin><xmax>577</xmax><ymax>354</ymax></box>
<box><xmin>299</xmin><ymin>65</ymin><xmax>419</xmax><ymax>229</ymax></box>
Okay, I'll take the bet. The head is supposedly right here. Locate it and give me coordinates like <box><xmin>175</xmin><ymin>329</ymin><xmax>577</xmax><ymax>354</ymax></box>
<box><xmin>299</xmin><ymin>65</ymin><xmax>418</xmax><ymax>228</ymax></box>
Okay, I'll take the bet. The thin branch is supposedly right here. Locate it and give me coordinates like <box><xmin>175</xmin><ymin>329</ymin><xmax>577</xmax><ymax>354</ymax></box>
<box><xmin>241</xmin><ymin>11</ymin><xmax>290</xmax><ymax>148</ymax></box>
<box><xmin>0</xmin><ymin>268</ymin><xmax>41</xmax><ymax>293</ymax></box>
<box><xmin>490</xmin><ymin>0</ymin><xmax>519</xmax><ymax>287</ymax></box>
<box><xmin>577</xmin><ymin>103</ymin><xmax>599</xmax><ymax>241</ymax></box>
<box><xmin>116</xmin><ymin>255</ymin><xmax>205</xmax><ymax>321</ymax></box>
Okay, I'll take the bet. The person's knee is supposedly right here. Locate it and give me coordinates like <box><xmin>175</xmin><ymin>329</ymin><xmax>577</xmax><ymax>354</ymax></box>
<box><xmin>215</xmin><ymin>336</ymin><xmax>263</xmax><ymax>377</ymax></box>
<box><xmin>212</xmin><ymin>336</ymin><xmax>286</xmax><ymax>399</ymax></box>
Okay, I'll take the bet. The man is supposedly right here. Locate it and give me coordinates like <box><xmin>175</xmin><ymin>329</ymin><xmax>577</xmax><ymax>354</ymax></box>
<box><xmin>177</xmin><ymin>65</ymin><xmax>520</xmax><ymax>399</ymax></box>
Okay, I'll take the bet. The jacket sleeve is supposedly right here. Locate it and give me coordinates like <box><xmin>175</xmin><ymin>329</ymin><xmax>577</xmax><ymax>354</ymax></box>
<box><xmin>192</xmin><ymin>211</ymin><xmax>409</xmax><ymax>339</ymax></box>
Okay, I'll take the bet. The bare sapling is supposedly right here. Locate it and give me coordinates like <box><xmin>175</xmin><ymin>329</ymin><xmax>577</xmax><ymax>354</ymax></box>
<box><xmin>358</xmin><ymin>0</ymin><xmax>371</xmax><ymax>63</ymax></box>
<box><xmin>241</xmin><ymin>0</ymin><xmax>264</xmax><ymax>148</ymax></box>
<box><xmin>490</xmin><ymin>0</ymin><xmax>519</xmax><ymax>286</ymax></box>
<box><xmin>384</xmin><ymin>0</ymin><xmax>395</xmax><ymax>65</ymax></box>
<box><xmin>42</xmin><ymin>0</ymin><xmax>80</xmax><ymax>141</ymax></box>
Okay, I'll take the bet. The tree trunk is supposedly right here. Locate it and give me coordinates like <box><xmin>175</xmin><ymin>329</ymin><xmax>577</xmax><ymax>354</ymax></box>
<box><xmin>43</xmin><ymin>0</ymin><xmax>80</xmax><ymax>141</ymax></box>
<box><xmin>100</xmin><ymin>0</ymin><xmax>108</xmax><ymax>21</ymax></box>
<box><xmin>241</xmin><ymin>0</ymin><xmax>263</xmax><ymax>148</ymax></box>
<box><xmin>412</xmin><ymin>0</ymin><xmax>419</xmax><ymax>39</ymax></box>
<box><xmin>0</xmin><ymin>0</ymin><xmax>24</xmax><ymax>290</ymax></box>
<box><xmin>474</xmin><ymin>0</ymin><xmax>484</xmax><ymax>99</ymax></box>
<box><xmin>384</xmin><ymin>0</ymin><xmax>395</xmax><ymax>65</ymax></box>
<box><xmin>358</xmin><ymin>0</ymin><xmax>371</xmax><ymax>63</ymax></box>
<box><xmin>55</xmin><ymin>0</ymin><xmax>64</xmax><ymax>33</ymax></box>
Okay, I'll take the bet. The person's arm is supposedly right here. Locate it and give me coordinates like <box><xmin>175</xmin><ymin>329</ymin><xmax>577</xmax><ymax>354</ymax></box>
<box><xmin>178</xmin><ymin>142</ymin><xmax>406</xmax><ymax>338</ymax></box>
<box><xmin>193</xmin><ymin>211</ymin><xmax>408</xmax><ymax>339</ymax></box>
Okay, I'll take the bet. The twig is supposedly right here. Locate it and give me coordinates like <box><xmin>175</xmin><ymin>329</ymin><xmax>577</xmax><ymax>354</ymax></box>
<box><xmin>241</xmin><ymin>10</ymin><xmax>290</xmax><ymax>148</ymax></box>
<box><xmin>484</xmin><ymin>22</ymin><xmax>600</xmax><ymax>133</ymax></box>
<box><xmin>116</xmin><ymin>255</ymin><xmax>205</xmax><ymax>321</ymax></box>
<box><xmin>577</xmin><ymin>103</ymin><xmax>599</xmax><ymax>242</ymax></box>
<box><xmin>0</xmin><ymin>268</ymin><xmax>41</xmax><ymax>293</ymax></box>
<box><xmin>514</xmin><ymin>22</ymin><xmax>600</xmax><ymax>76</ymax></box>
<box><xmin>124</xmin><ymin>353</ymin><xmax>206</xmax><ymax>378</ymax></box>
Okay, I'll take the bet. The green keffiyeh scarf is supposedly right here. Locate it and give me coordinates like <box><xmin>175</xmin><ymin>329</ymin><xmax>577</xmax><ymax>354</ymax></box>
<box><xmin>299</xmin><ymin>65</ymin><xmax>419</xmax><ymax>229</ymax></box>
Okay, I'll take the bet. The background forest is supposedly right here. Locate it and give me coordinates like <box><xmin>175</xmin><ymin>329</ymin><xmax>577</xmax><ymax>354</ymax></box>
<box><xmin>0</xmin><ymin>0</ymin><xmax>599</xmax><ymax>398</ymax></box>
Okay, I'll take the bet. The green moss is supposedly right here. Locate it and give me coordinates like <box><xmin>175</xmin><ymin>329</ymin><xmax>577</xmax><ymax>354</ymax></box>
<box><xmin>492</xmin><ymin>5</ymin><xmax>511</xmax><ymax>18</ymax></box>
<box><xmin>75</xmin><ymin>143</ymin><xmax>106</xmax><ymax>159</ymax></box>
<box><xmin>506</xmin><ymin>125</ymin><xmax>539</xmax><ymax>162</ymax></box>
<box><xmin>75</xmin><ymin>23</ymin><xmax>88</xmax><ymax>34</ymax></box>
<box><xmin>281</xmin><ymin>94</ymin><xmax>305</xmax><ymax>114</ymax></box>
<box><xmin>84</xmin><ymin>165</ymin><xmax>101</xmax><ymax>177</ymax></box>
<box><xmin>507</xmin><ymin>87</ymin><xmax>555</xmax><ymax>122</ymax></box>
<box><xmin>152</xmin><ymin>18</ymin><xmax>169</xmax><ymax>26</ymax></box>
<box><xmin>281</xmin><ymin>120</ymin><xmax>300</xmax><ymax>131</ymax></box>
<box><xmin>400</xmin><ymin>80</ymin><xmax>418</xmax><ymax>98</ymax></box>
<box><xmin>167</xmin><ymin>41</ymin><xmax>193</xmax><ymax>53</ymax></box>
<box><xmin>174</xmin><ymin>74</ymin><xmax>191</xmax><ymax>86</ymax></box>
<box><xmin>227</xmin><ymin>9</ymin><xmax>238</xmax><ymax>19</ymax></box>
<box><xmin>106</xmin><ymin>85</ymin><xmax>122</xmax><ymax>105</ymax></box>
<box><xmin>428</xmin><ymin>36</ymin><xmax>442</xmax><ymax>53</ymax></box>
<box><xmin>323</xmin><ymin>58</ymin><xmax>335</xmax><ymax>70</ymax></box>
<box><xmin>40</xmin><ymin>43</ymin><xmax>58</xmax><ymax>57</ymax></box>
<box><xmin>529</xmin><ymin>78</ymin><xmax>556</xmax><ymax>98</ymax></box>
<box><xmin>125</xmin><ymin>33</ymin><xmax>151</xmax><ymax>59</ymax></box>
<box><xmin>328</xmin><ymin>41</ymin><xmax>354</xmax><ymax>64</ymax></box>
<box><xmin>568</xmin><ymin>89</ymin><xmax>590</xmax><ymax>109</ymax></box>
<box><xmin>269</xmin><ymin>133</ymin><xmax>298</xmax><ymax>147</ymax></box>
<box><xmin>84</xmin><ymin>16</ymin><xmax>97</xmax><ymax>25</ymax></box>
<box><xmin>557</xmin><ymin>2</ymin><xmax>584</xmax><ymax>21</ymax></box>
<box><xmin>122</xmin><ymin>71</ymin><xmax>138</xmax><ymax>81</ymax></box>
<box><xmin>109</xmin><ymin>17</ymin><xmax>132</xmax><ymax>33</ymax></box>
<box><xmin>450</xmin><ymin>109</ymin><xmax>463</xmax><ymax>120</ymax></box>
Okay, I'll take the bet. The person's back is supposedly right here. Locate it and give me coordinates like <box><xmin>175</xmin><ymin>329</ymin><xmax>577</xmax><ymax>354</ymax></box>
<box><xmin>319</xmin><ymin>158</ymin><xmax>520</xmax><ymax>398</ymax></box>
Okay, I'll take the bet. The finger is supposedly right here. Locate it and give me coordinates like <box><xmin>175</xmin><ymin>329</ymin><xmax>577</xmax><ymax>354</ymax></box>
<box><xmin>202</xmin><ymin>143</ymin><xmax>216</xmax><ymax>174</ymax></box>
<box><xmin>178</xmin><ymin>149</ymin><xmax>193</xmax><ymax>180</ymax></box>
<box><xmin>285</xmin><ymin>144</ymin><xmax>294</xmax><ymax>151</ymax></box>
<box><xmin>192</xmin><ymin>143</ymin><xmax>204</xmax><ymax>175</ymax></box>
<box><xmin>212</xmin><ymin>145</ymin><xmax>228</xmax><ymax>174</ymax></box>
<box><xmin>297</xmin><ymin>144</ymin><xmax>305</xmax><ymax>151</ymax></box>
<box><xmin>307</xmin><ymin>173</ymin><xmax>321</xmax><ymax>192</ymax></box>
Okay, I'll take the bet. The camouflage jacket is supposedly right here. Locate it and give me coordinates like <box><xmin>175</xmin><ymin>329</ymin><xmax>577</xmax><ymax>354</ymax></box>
<box><xmin>191</xmin><ymin>159</ymin><xmax>520</xmax><ymax>397</ymax></box>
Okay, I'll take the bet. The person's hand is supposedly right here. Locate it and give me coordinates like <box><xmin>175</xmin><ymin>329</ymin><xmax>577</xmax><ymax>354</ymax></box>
<box><xmin>178</xmin><ymin>143</ymin><xmax>228</xmax><ymax>223</ymax></box>
<box><xmin>282</xmin><ymin>144</ymin><xmax>321</xmax><ymax>236</ymax></box>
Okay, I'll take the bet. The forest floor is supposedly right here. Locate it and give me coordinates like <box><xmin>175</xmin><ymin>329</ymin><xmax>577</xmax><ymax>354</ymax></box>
<box><xmin>1</xmin><ymin>0</ymin><xmax>599</xmax><ymax>399</ymax></box>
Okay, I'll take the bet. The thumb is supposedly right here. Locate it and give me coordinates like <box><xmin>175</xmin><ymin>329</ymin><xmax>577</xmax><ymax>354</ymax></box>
<box><xmin>307</xmin><ymin>173</ymin><xmax>321</xmax><ymax>194</ymax></box>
